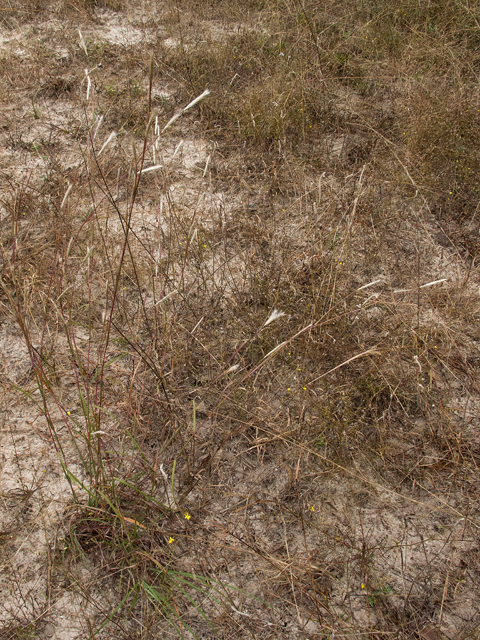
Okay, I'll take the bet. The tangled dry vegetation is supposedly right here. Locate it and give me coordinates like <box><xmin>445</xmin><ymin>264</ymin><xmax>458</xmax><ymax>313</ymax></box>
<box><xmin>1</xmin><ymin>1</ymin><xmax>480</xmax><ymax>639</ymax></box>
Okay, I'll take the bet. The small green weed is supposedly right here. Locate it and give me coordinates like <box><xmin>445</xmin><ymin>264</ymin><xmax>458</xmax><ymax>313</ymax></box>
<box><xmin>367</xmin><ymin>584</ymin><xmax>397</xmax><ymax>607</ymax></box>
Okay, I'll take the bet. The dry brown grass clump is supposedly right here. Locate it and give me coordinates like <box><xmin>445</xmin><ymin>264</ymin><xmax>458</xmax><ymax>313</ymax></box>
<box><xmin>1</xmin><ymin>1</ymin><xmax>480</xmax><ymax>639</ymax></box>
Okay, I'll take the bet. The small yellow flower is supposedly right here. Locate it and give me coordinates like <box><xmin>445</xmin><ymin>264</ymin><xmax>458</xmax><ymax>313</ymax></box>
<box><xmin>361</xmin><ymin>583</ymin><xmax>366</xmax><ymax>589</ymax></box>
<box><xmin>184</xmin><ymin>512</ymin><xmax>191</xmax><ymax>520</ymax></box>
<box><xmin>168</xmin><ymin>537</ymin><xmax>175</xmax><ymax>544</ymax></box>
<box><xmin>310</xmin><ymin>506</ymin><xmax>315</xmax><ymax>512</ymax></box>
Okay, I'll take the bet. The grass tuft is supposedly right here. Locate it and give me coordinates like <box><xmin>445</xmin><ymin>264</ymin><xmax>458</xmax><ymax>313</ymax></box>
<box><xmin>1</xmin><ymin>0</ymin><xmax>480</xmax><ymax>638</ymax></box>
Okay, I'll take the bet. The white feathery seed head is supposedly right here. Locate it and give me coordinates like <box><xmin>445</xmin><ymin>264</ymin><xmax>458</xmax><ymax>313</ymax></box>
<box><xmin>263</xmin><ymin>309</ymin><xmax>286</xmax><ymax>327</ymax></box>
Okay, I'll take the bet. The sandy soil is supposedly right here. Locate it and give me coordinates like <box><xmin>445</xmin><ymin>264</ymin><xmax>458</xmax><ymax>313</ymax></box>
<box><xmin>1</xmin><ymin>4</ymin><xmax>480</xmax><ymax>640</ymax></box>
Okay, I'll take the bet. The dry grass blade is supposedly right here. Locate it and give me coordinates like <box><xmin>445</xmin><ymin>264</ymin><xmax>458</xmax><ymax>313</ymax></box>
<box><xmin>1</xmin><ymin>0</ymin><xmax>480</xmax><ymax>638</ymax></box>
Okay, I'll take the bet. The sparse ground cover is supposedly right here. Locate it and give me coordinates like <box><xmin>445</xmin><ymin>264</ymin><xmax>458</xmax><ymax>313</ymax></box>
<box><xmin>1</xmin><ymin>1</ymin><xmax>480</xmax><ymax>639</ymax></box>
